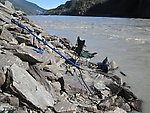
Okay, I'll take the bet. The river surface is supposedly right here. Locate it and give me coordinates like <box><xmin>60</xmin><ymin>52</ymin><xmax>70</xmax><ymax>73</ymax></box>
<box><xmin>29</xmin><ymin>15</ymin><xmax>150</xmax><ymax>113</ymax></box>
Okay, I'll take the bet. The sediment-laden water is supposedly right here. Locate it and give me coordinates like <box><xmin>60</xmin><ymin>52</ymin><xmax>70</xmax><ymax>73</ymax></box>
<box><xmin>29</xmin><ymin>15</ymin><xmax>150</xmax><ymax>113</ymax></box>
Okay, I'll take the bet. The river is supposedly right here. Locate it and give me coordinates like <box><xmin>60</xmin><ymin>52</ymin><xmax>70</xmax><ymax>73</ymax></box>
<box><xmin>29</xmin><ymin>15</ymin><xmax>150</xmax><ymax>113</ymax></box>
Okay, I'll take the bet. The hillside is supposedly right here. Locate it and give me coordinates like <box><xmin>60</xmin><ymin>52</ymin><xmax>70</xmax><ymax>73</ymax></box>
<box><xmin>2</xmin><ymin>0</ymin><xmax>46</xmax><ymax>15</ymax></box>
<box><xmin>45</xmin><ymin>0</ymin><xmax>150</xmax><ymax>18</ymax></box>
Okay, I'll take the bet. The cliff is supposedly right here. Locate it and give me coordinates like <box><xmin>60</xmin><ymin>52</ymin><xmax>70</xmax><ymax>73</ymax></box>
<box><xmin>45</xmin><ymin>0</ymin><xmax>150</xmax><ymax>18</ymax></box>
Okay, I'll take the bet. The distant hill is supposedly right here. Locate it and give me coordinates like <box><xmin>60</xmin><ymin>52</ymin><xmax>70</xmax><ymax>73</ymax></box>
<box><xmin>2</xmin><ymin>0</ymin><xmax>47</xmax><ymax>15</ymax></box>
<box><xmin>45</xmin><ymin>0</ymin><xmax>150</xmax><ymax>18</ymax></box>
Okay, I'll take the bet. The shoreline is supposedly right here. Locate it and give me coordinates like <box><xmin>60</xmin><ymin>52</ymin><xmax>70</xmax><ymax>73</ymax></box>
<box><xmin>0</xmin><ymin>1</ymin><xmax>142</xmax><ymax>113</ymax></box>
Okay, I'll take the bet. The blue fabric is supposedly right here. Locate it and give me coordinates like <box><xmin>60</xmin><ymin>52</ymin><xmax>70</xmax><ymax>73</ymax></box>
<box><xmin>97</xmin><ymin>62</ymin><xmax>102</xmax><ymax>65</ymax></box>
<box><xmin>33</xmin><ymin>49</ymin><xmax>44</xmax><ymax>54</ymax></box>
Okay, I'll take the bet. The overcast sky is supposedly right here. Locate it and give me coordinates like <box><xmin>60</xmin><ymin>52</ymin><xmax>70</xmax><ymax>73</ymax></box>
<box><xmin>26</xmin><ymin>0</ymin><xmax>69</xmax><ymax>9</ymax></box>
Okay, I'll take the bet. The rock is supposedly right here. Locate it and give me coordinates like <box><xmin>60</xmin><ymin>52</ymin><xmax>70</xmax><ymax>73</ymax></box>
<box><xmin>0</xmin><ymin>54</ymin><xmax>28</xmax><ymax>70</ymax></box>
<box><xmin>51</xmin><ymin>41</ymin><xmax>64</xmax><ymax>48</ymax></box>
<box><xmin>15</xmin><ymin>35</ymin><xmax>32</xmax><ymax>45</ymax></box>
<box><xmin>59</xmin><ymin>38</ymin><xmax>74</xmax><ymax>49</ymax></box>
<box><xmin>0</xmin><ymin>102</ymin><xmax>16</xmax><ymax>112</ymax></box>
<box><xmin>63</xmin><ymin>74</ymin><xmax>86</xmax><ymax>92</ymax></box>
<box><xmin>109</xmin><ymin>60</ymin><xmax>118</xmax><ymax>70</ymax></box>
<box><xmin>0</xmin><ymin>20</ymin><xmax>6</xmax><ymax>26</ymax></box>
<box><xmin>10</xmin><ymin>64</ymin><xmax>54</xmax><ymax>111</ymax></box>
<box><xmin>4</xmin><ymin>1</ymin><xmax>15</xmax><ymax>14</ymax></box>
<box><xmin>15</xmin><ymin>10</ymin><xmax>26</xmax><ymax>17</ymax></box>
<box><xmin>0</xmin><ymin>71</ymin><xmax>6</xmax><ymax>88</ymax></box>
<box><xmin>115</xmin><ymin>96</ymin><xmax>131</xmax><ymax>112</ymax></box>
<box><xmin>13</xmin><ymin>45</ymin><xmax>51</xmax><ymax>64</ymax></box>
<box><xmin>94</xmin><ymin>79</ymin><xmax>106</xmax><ymax>90</ymax></box>
<box><xmin>28</xmin><ymin>65</ymin><xmax>56</xmax><ymax>97</ymax></box>
<box><xmin>94</xmin><ymin>76</ymin><xmax>120</xmax><ymax>95</ymax></box>
<box><xmin>129</xmin><ymin>99</ymin><xmax>143</xmax><ymax>112</ymax></box>
<box><xmin>97</xmin><ymin>99</ymin><xmax>113</xmax><ymax>111</ymax></box>
<box><xmin>51</xmin><ymin>82</ymin><xmax>61</xmax><ymax>91</ymax></box>
<box><xmin>45</xmin><ymin>108</ymin><xmax>53</xmax><ymax>113</ymax></box>
<box><xmin>54</xmin><ymin>100</ymin><xmax>77</xmax><ymax>113</ymax></box>
<box><xmin>0</xmin><ymin>27</ymin><xmax>18</xmax><ymax>44</ymax></box>
<box><xmin>22</xmin><ymin>16</ymin><xmax>30</xmax><ymax>22</ymax></box>
<box><xmin>118</xmin><ymin>87</ymin><xmax>137</xmax><ymax>101</ymax></box>
<box><xmin>0</xmin><ymin>13</ymin><xmax>11</xmax><ymax>23</ymax></box>
<box><xmin>114</xmin><ymin>107</ymin><xmax>127</xmax><ymax>113</ymax></box>
<box><xmin>121</xmin><ymin>103</ymin><xmax>131</xmax><ymax>112</ymax></box>
<box><xmin>4</xmin><ymin>24</ymin><xmax>22</xmax><ymax>33</ymax></box>
<box><xmin>0</xmin><ymin>9</ymin><xmax>11</xmax><ymax>20</ymax></box>
<box><xmin>0</xmin><ymin>3</ymin><xmax>13</xmax><ymax>23</ymax></box>
<box><xmin>0</xmin><ymin>93</ymin><xmax>19</xmax><ymax>108</ymax></box>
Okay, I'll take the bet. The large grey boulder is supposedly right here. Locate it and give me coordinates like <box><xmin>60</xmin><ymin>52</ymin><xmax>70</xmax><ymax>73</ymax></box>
<box><xmin>4</xmin><ymin>1</ymin><xmax>15</xmax><ymax>14</ymax></box>
<box><xmin>10</xmin><ymin>64</ymin><xmax>54</xmax><ymax>111</ymax></box>
<box><xmin>0</xmin><ymin>27</ymin><xmax>18</xmax><ymax>44</ymax></box>
<box><xmin>13</xmin><ymin>45</ymin><xmax>51</xmax><ymax>64</ymax></box>
<box><xmin>54</xmin><ymin>100</ymin><xmax>77</xmax><ymax>113</ymax></box>
<box><xmin>0</xmin><ymin>2</ymin><xmax>13</xmax><ymax>23</ymax></box>
<box><xmin>0</xmin><ymin>54</ymin><xmax>28</xmax><ymax>70</ymax></box>
<box><xmin>28</xmin><ymin>65</ymin><xmax>56</xmax><ymax>99</ymax></box>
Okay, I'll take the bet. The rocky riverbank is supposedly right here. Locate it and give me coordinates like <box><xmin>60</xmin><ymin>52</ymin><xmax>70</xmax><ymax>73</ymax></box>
<box><xmin>0</xmin><ymin>1</ymin><xmax>142</xmax><ymax>113</ymax></box>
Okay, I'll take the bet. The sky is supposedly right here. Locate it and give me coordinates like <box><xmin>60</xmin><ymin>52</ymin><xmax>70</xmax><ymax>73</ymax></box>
<box><xmin>26</xmin><ymin>0</ymin><xmax>69</xmax><ymax>9</ymax></box>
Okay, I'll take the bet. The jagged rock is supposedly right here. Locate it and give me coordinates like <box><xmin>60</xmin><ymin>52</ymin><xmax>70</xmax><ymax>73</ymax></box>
<box><xmin>109</xmin><ymin>61</ymin><xmax>118</xmax><ymax>70</ymax></box>
<box><xmin>22</xmin><ymin>16</ymin><xmax>30</xmax><ymax>22</ymax></box>
<box><xmin>15</xmin><ymin>35</ymin><xmax>32</xmax><ymax>45</ymax></box>
<box><xmin>54</xmin><ymin>100</ymin><xmax>77</xmax><ymax>113</ymax></box>
<box><xmin>33</xmin><ymin>27</ymin><xmax>42</xmax><ymax>35</ymax></box>
<box><xmin>63</xmin><ymin>74</ymin><xmax>86</xmax><ymax>92</ymax></box>
<box><xmin>9</xmin><ymin>64</ymin><xmax>54</xmax><ymax>111</ymax></box>
<box><xmin>13</xmin><ymin>45</ymin><xmax>51</xmax><ymax>64</ymax></box>
<box><xmin>15</xmin><ymin>10</ymin><xmax>25</xmax><ymax>16</ymax></box>
<box><xmin>45</xmin><ymin>109</ymin><xmax>53</xmax><ymax>113</ymax></box>
<box><xmin>107</xmin><ymin>73</ymin><xmax>122</xmax><ymax>85</ymax></box>
<box><xmin>121</xmin><ymin>103</ymin><xmax>131</xmax><ymax>112</ymax></box>
<box><xmin>0</xmin><ymin>20</ymin><xmax>6</xmax><ymax>26</ymax></box>
<box><xmin>59</xmin><ymin>38</ymin><xmax>74</xmax><ymax>49</ymax></box>
<box><xmin>51</xmin><ymin>41</ymin><xmax>64</xmax><ymax>48</ymax></box>
<box><xmin>51</xmin><ymin>82</ymin><xmax>61</xmax><ymax>91</ymax></box>
<box><xmin>0</xmin><ymin>93</ymin><xmax>19</xmax><ymax>108</ymax></box>
<box><xmin>118</xmin><ymin>87</ymin><xmax>137</xmax><ymax>101</ymax></box>
<box><xmin>4</xmin><ymin>24</ymin><xmax>22</xmax><ymax>33</ymax></box>
<box><xmin>0</xmin><ymin>9</ymin><xmax>11</xmax><ymax>21</ymax></box>
<box><xmin>97</xmin><ymin>99</ymin><xmax>114</xmax><ymax>111</ymax></box>
<box><xmin>129</xmin><ymin>99</ymin><xmax>143</xmax><ymax>112</ymax></box>
<box><xmin>28</xmin><ymin>65</ymin><xmax>56</xmax><ymax>97</ymax></box>
<box><xmin>32</xmin><ymin>35</ymin><xmax>40</xmax><ymax>48</ymax></box>
<box><xmin>0</xmin><ymin>102</ymin><xmax>16</xmax><ymax>112</ymax></box>
<box><xmin>0</xmin><ymin>27</ymin><xmax>18</xmax><ymax>44</ymax></box>
<box><xmin>115</xmin><ymin>96</ymin><xmax>131</xmax><ymax>112</ymax></box>
<box><xmin>0</xmin><ymin>3</ymin><xmax>13</xmax><ymax>23</ymax></box>
<box><xmin>0</xmin><ymin>54</ymin><xmax>28</xmax><ymax>70</ymax></box>
<box><xmin>94</xmin><ymin>78</ymin><xmax>106</xmax><ymax>90</ymax></box>
<box><xmin>0</xmin><ymin>71</ymin><xmax>5</xmax><ymax>89</ymax></box>
<box><xmin>10</xmin><ymin>32</ymin><xmax>40</xmax><ymax>48</ymax></box>
<box><xmin>114</xmin><ymin>107</ymin><xmax>127</xmax><ymax>113</ymax></box>
<box><xmin>4</xmin><ymin>1</ymin><xmax>15</xmax><ymax>14</ymax></box>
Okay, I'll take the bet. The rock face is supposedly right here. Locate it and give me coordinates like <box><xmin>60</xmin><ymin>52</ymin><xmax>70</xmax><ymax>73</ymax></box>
<box><xmin>10</xmin><ymin>64</ymin><xmax>54</xmax><ymax>111</ymax></box>
<box><xmin>45</xmin><ymin>0</ymin><xmax>150</xmax><ymax>18</ymax></box>
<box><xmin>0</xmin><ymin>1</ymin><xmax>142</xmax><ymax>113</ymax></box>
